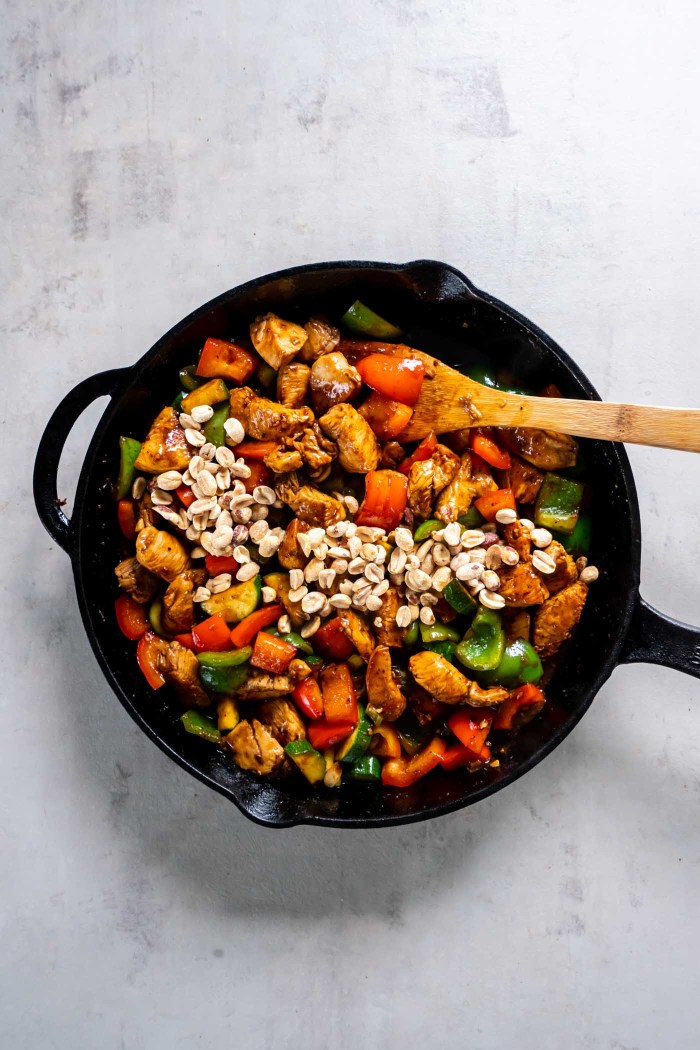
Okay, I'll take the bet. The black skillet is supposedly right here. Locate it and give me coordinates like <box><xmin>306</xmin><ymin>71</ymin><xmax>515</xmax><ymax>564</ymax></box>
<box><xmin>33</xmin><ymin>260</ymin><xmax>700</xmax><ymax>828</ymax></box>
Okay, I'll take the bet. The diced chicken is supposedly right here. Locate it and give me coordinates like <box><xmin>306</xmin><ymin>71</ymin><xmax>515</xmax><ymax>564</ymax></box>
<box><xmin>278</xmin><ymin>518</ymin><xmax>311</xmax><ymax>569</ymax></box>
<box><xmin>498</xmin><ymin>561</ymin><xmax>549</xmax><ymax>607</ymax></box>
<box><xmin>434</xmin><ymin>453</ymin><xmax>496</xmax><ymax>523</ymax></box>
<box><xmin>235</xmin><ymin>672</ymin><xmax>293</xmax><ymax>700</ymax></box>
<box><xmin>276</xmin><ymin>473</ymin><xmax>346</xmax><ymax>527</ymax></box>
<box><xmin>542</xmin><ymin>540</ymin><xmax>578</xmax><ymax>596</ymax></box>
<box><xmin>249</xmin><ymin>313</ymin><xmax>308</xmax><ymax>370</ymax></box>
<box><xmin>114</xmin><ymin>556</ymin><xmax>161</xmax><ymax>604</ymax></box>
<box><xmin>135</xmin><ymin>491</ymin><xmax>157</xmax><ymax>532</ymax></box>
<box><xmin>408</xmin><ymin>651</ymin><xmax>508</xmax><ymax>707</ymax></box>
<box><xmin>294</xmin><ymin>425</ymin><xmax>337</xmax><ymax>471</ymax></box>
<box><xmin>277</xmin><ymin>362</ymin><xmax>311</xmax><ymax>408</ymax></box>
<box><xmin>309</xmin><ymin>352</ymin><xmax>362</xmax><ymax>414</ymax></box>
<box><xmin>224</xmin><ymin>719</ymin><xmax>286</xmax><ymax>775</ymax></box>
<box><xmin>500</xmin><ymin>427</ymin><xmax>578</xmax><ymax>471</ymax></box>
<box><xmin>319</xmin><ymin>404</ymin><xmax>381</xmax><ymax>474</ymax></box>
<box><xmin>338</xmin><ymin>609</ymin><xmax>376</xmax><ymax>662</ymax></box>
<box><xmin>503</xmin><ymin>608</ymin><xmax>532</xmax><ymax>645</ymax></box>
<box><xmin>380</xmin><ymin>441</ymin><xmax>406</xmax><ymax>469</ymax></box>
<box><xmin>407</xmin><ymin>443</ymin><xmax>460</xmax><ymax>519</ymax></box>
<box><xmin>161</xmin><ymin>569</ymin><xmax>205</xmax><ymax>634</ymax></box>
<box><xmin>501</xmin><ymin>520</ymin><xmax>532</xmax><ymax>561</ymax></box>
<box><xmin>135</xmin><ymin>526</ymin><xmax>190</xmax><ymax>582</ymax></box>
<box><xmin>230</xmin><ymin>387</ymin><xmax>313</xmax><ymax>441</ymax></box>
<box><xmin>366</xmin><ymin>645</ymin><xmax>407</xmax><ymax>722</ymax></box>
<box><xmin>499</xmin><ymin>455</ymin><xmax>544</xmax><ymax>504</ymax></box>
<box><xmin>533</xmin><ymin>580</ymin><xmax>588</xmax><ymax>658</ymax></box>
<box><xmin>372</xmin><ymin>586</ymin><xmax>404</xmax><ymax>648</ymax></box>
<box><xmin>288</xmin><ymin>658</ymin><xmax>312</xmax><ymax>684</ymax></box>
<box><xmin>264</xmin><ymin>446</ymin><xmax>303</xmax><ymax>473</ymax></box>
<box><xmin>134</xmin><ymin>407</ymin><xmax>192</xmax><ymax>474</ymax></box>
<box><xmin>299</xmin><ymin>317</ymin><xmax>340</xmax><ymax>362</ymax></box>
<box><xmin>154</xmin><ymin>639</ymin><xmax>210</xmax><ymax>706</ymax></box>
<box><xmin>258</xmin><ymin>699</ymin><xmax>306</xmax><ymax>746</ymax></box>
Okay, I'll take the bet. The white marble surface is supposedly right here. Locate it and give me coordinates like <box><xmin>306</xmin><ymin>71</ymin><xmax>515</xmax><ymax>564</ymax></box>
<box><xmin>3</xmin><ymin>1</ymin><xmax>700</xmax><ymax>1047</ymax></box>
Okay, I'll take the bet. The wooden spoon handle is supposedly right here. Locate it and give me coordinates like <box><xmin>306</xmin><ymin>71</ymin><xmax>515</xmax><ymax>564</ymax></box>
<box><xmin>489</xmin><ymin>396</ymin><xmax>700</xmax><ymax>452</ymax></box>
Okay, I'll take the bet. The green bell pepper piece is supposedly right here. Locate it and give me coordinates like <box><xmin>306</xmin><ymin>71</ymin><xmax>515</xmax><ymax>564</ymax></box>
<box><xmin>442</xmin><ymin>579</ymin><xmax>478</xmax><ymax>616</ymax></box>
<box><xmin>413</xmin><ymin>519</ymin><xmax>443</xmax><ymax>541</ymax></box>
<box><xmin>419</xmin><ymin>621</ymin><xmax>461</xmax><ymax>644</ymax></box>
<box><xmin>424</xmin><ymin>640</ymin><xmax>457</xmax><ymax>662</ymax></box>
<box><xmin>402</xmin><ymin>621</ymin><xmax>420</xmax><ymax>646</ymax></box>
<box><xmin>558</xmin><ymin>513</ymin><xmax>592</xmax><ymax>557</ymax></box>
<box><xmin>198</xmin><ymin>662</ymin><xmax>250</xmax><ymax>693</ymax></box>
<box><xmin>148</xmin><ymin>598</ymin><xmax>169</xmax><ymax>638</ymax></box>
<box><xmin>535</xmin><ymin>473</ymin><xmax>584</xmax><ymax>535</ymax></box>
<box><xmin>456</xmin><ymin>607</ymin><xmax>505</xmax><ymax>672</ymax></box>
<box><xmin>349</xmin><ymin>755</ymin><xmax>381</xmax><ymax>781</ymax></box>
<box><xmin>302</xmin><ymin>653</ymin><xmax>322</xmax><ymax>667</ymax></box>
<box><xmin>479</xmin><ymin>638</ymin><xmax>543</xmax><ymax>687</ymax></box>
<box><xmin>340</xmin><ymin>299</ymin><xmax>402</xmax><ymax>340</ymax></box>
<box><xmin>116</xmin><ymin>436</ymin><xmax>142</xmax><ymax>499</ymax></box>
<box><xmin>196</xmin><ymin>646</ymin><xmax>252</xmax><ymax>669</ymax></box>
<box><xmin>203</xmin><ymin>402</ymin><xmax>229</xmax><ymax>447</ymax></box>
<box><xmin>267</xmin><ymin>629</ymin><xmax>314</xmax><ymax>655</ymax></box>
<box><xmin>466</xmin><ymin>365</ymin><xmax>528</xmax><ymax>396</ymax></box>
<box><xmin>179</xmin><ymin>364</ymin><xmax>202</xmax><ymax>392</ymax></box>
<box><xmin>180</xmin><ymin>709</ymin><xmax>221</xmax><ymax>743</ymax></box>
<box><xmin>457</xmin><ymin>506</ymin><xmax>484</xmax><ymax>529</ymax></box>
<box><xmin>171</xmin><ymin>391</ymin><xmax>184</xmax><ymax>411</ymax></box>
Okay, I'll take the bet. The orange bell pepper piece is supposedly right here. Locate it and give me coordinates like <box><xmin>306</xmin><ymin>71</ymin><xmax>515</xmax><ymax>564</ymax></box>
<box><xmin>228</xmin><ymin>604</ymin><xmax>282</xmax><ymax>648</ymax></box>
<box><xmin>196</xmin><ymin>338</ymin><xmax>258</xmax><ymax>384</ymax></box>
<box><xmin>229</xmin><ymin>440</ymin><xmax>279</xmax><ymax>461</ymax></box>
<box><xmin>354</xmin><ymin>470</ymin><xmax>408</xmax><ymax>531</ymax></box>
<box><xmin>114</xmin><ymin>594</ymin><xmax>149</xmax><ymax>640</ymax></box>
<box><xmin>470</xmin><ymin>429</ymin><xmax>511</xmax><ymax>470</ymax></box>
<box><xmin>308</xmin><ymin>719</ymin><xmax>355</xmax><ymax>750</ymax></box>
<box><xmin>474</xmin><ymin>487</ymin><xmax>516</xmax><ymax>521</ymax></box>
<box><xmin>398</xmin><ymin>432</ymin><xmax>438</xmax><ymax>474</ymax></box>
<box><xmin>204</xmin><ymin>554</ymin><xmax>239</xmax><ymax>576</ymax></box>
<box><xmin>357</xmin><ymin>392</ymin><xmax>413</xmax><ymax>440</ymax></box>
<box><xmin>175</xmin><ymin>484</ymin><xmax>196</xmax><ymax>508</ymax></box>
<box><xmin>447</xmin><ymin>706</ymin><xmax>493</xmax><ymax>759</ymax></box>
<box><xmin>370</xmin><ymin>724</ymin><xmax>402</xmax><ymax>758</ymax></box>
<box><xmin>356</xmin><ymin>354</ymin><xmax>426</xmax><ymax>405</ymax></box>
<box><xmin>381</xmin><ymin>736</ymin><xmax>447</xmax><ymax>787</ymax></box>
<box><xmin>320</xmin><ymin>663</ymin><xmax>358</xmax><ymax>723</ymax></box>
<box><xmin>292</xmin><ymin>678</ymin><xmax>324</xmax><ymax>720</ymax></box>
<box><xmin>117</xmin><ymin>498</ymin><xmax>137</xmax><ymax>540</ymax></box>
<box><xmin>136</xmin><ymin>631</ymin><xmax>166</xmax><ymax>690</ymax></box>
<box><xmin>493</xmin><ymin>683</ymin><xmax>545</xmax><ymax>731</ymax></box>
<box><xmin>250</xmin><ymin>631</ymin><xmax>297</xmax><ymax>674</ymax></box>
<box><xmin>241</xmin><ymin>460</ymin><xmax>272</xmax><ymax>494</ymax></box>
<box><xmin>191</xmin><ymin>615</ymin><xmax>233</xmax><ymax>652</ymax></box>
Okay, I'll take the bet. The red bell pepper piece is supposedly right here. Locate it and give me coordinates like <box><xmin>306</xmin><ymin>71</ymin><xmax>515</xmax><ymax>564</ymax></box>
<box><xmin>241</xmin><ymin>460</ymin><xmax>272</xmax><ymax>494</ymax></box>
<box><xmin>191</xmin><ymin>615</ymin><xmax>233</xmax><ymax>652</ymax></box>
<box><xmin>494</xmin><ymin>683</ymin><xmax>546</xmax><ymax>731</ymax></box>
<box><xmin>357</xmin><ymin>392</ymin><xmax>413</xmax><ymax>440</ymax></box>
<box><xmin>470</xmin><ymin>429</ymin><xmax>511</xmax><ymax>470</ymax></box>
<box><xmin>136</xmin><ymin>631</ymin><xmax>166</xmax><ymax>690</ymax></box>
<box><xmin>250</xmin><ymin>631</ymin><xmax>297</xmax><ymax>674</ymax></box>
<box><xmin>354</xmin><ymin>470</ymin><xmax>408</xmax><ymax>531</ymax></box>
<box><xmin>292</xmin><ymin>678</ymin><xmax>324</xmax><ymax>720</ymax></box>
<box><xmin>229</xmin><ymin>604</ymin><xmax>282</xmax><ymax>648</ymax></box>
<box><xmin>312</xmin><ymin>617</ymin><xmax>355</xmax><ymax>660</ymax></box>
<box><xmin>474</xmin><ymin>487</ymin><xmax>516</xmax><ymax>521</ymax></box>
<box><xmin>356</xmin><ymin>353</ymin><xmax>426</xmax><ymax>405</ymax></box>
<box><xmin>117</xmin><ymin>498</ymin><xmax>137</xmax><ymax>540</ymax></box>
<box><xmin>319</xmin><ymin>663</ymin><xmax>358</xmax><ymax>723</ymax></box>
<box><xmin>370</xmin><ymin>724</ymin><xmax>402</xmax><ymax>758</ymax></box>
<box><xmin>398</xmin><ymin>432</ymin><xmax>438</xmax><ymax>474</ymax></box>
<box><xmin>308</xmin><ymin>719</ymin><xmax>356</xmax><ymax>750</ymax></box>
<box><xmin>175</xmin><ymin>484</ymin><xmax>196</xmax><ymax>508</ymax></box>
<box><xmin>381</xmin><ymin>736</ymin><xmax>447</xmax><ymax>787</ymax></box>
<box><xmin>447</xmin><ymin>706</ymin><xmax>493</xmax><ymax>760</ymax></box>
<box><xmin>196</xmin><ymin>338</ymin><xmax>257</xmax><ymax>384</ymax></box>
<box><xmin>229</xmin><ymin>440</ymin><xmax>278</xmax><ymax>461</ymax></box>
<box><xmin>174</xmin><ymin>632</ymin><xmax>196</xmax><ymax>650</ymax></box>
<box><xmin>114</xmin><ymin>594</ymin><xmax>149</xmax><ymax>640</ymax></box>
<box><xmin>204</xmin><ymin>554</ymin><xmax>239</xmax><ymax>576</ymax></box>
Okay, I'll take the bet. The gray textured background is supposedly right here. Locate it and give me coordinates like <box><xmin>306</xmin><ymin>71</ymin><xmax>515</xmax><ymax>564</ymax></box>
<box><xmin>3</xmin><ymin>2</ymin><xmax>700</xmax><ymax>1048</ymax></box>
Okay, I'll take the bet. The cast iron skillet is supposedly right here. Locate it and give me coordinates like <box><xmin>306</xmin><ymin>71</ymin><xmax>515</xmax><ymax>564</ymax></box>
<box><xmin>33</xmin><ymin>260</ymin><xmax>700</xmax><ymax>828</ymax></box>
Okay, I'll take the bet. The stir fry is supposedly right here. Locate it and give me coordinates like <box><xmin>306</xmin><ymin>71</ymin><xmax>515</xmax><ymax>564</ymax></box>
<box><xmin>113</xmin><ymin>301</ymin><xmax>598</xmax><ymax>789</ymax></box>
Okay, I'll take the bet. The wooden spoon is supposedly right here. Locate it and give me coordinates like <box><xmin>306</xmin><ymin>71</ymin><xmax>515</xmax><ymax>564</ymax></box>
<box><xmin>362</xmin><ymin>346</ymin><xmax>700</xmax><ymax>451</ymax></box>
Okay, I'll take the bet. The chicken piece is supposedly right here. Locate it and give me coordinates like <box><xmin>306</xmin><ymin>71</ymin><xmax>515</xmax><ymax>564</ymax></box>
<box><xmin>224</xmin><ymin>719</ymin><xmax>286</xmax><ymax>775</ymax></box>
<box><xmin>499</xmin><ymin>455</ymin><xmax>544</xmax><ymax>505</ymax></box>
<box><xmin>135</xmin><ymin>526</ymin><xmax>190</xmax><ymax>582</ymax></box>
<box><xmin>380</xmin><ymin>441</ymin><xmax>405</xmax><ymax>469</ymax></box>
<box><xmin>309</xmin><ymin>352</ymin><xmax>362</xmax><ymax>414</ymax></box>
<box><xmin>249</xmin><ymin>313</ymin><xmax>308</xmax><ymax>370</ymax></box>
<box><xmin>258</xmin><ymin>699</ymin><xmax>306</xmax><ymax>746</ymax></box>
<box><xmin>372</xmin><ymin>586</ymin><xmax>404</xmax><ymax>647</ymax></box>
<box><xmin>533</xmin><ymin>580</ymin><xmax>588</xmax><ymax>658</ymax></box>
<box><xmin>409</xmin><ymin>651</ymin><xmax>508</xmax><ymax>707</ymax></box>
<box><xmin>299</xmin><ymin>317</ymin><xmax>340</xmax><ymax>362</ymax></box>
<box><xmin>114</xmin><ymin>556</ymin><xmax>161</xmax><ymax>604</ymax></box>
<box><xmin>134</xmin><ymin>407</ymin><xmax>192</xmax><ymax>474</ymax></box>
<box><xmin>288</xmin><ymin>658</ymin><xmax>312</xmax><ymax>684</ymax></box>
<box><xmin>434</xmin><ymin>453</ymin><xmax>497</xmax><ymax>523</ymax></box>
<box><xmin>135</xmin><ymin>491</ymin><xmax>157</xmax><ymax>532</ymax></box>
<box><xmin>319</xmin><ymin>404</ymin><xmax>381</xmax><ymax>473</ymax></box>
<box><xmin>264</xmin><ymin>446</ymin><xmax>303</xmax><ymax>473</ymax></box>
<box><xmin>161</xmin><ymin>569</ymin><xmax>205</xmax><ymax>634</ymax></box>
<box><xmin>294</xmin><ymin>425</ymin><xmax>337</xmax><ymax>471</ymax></box>
<box><xmin>278</xmin><ymin>518</ymin><xmax>310</xmax><ymax>570</ymax></box>
<box><xmin>277</xmin><ymin>362</ymin><xmax>311</xmax><ymax>408</ymax></box>
<box><xmin>498</xmin><ymin>562</ymin><xmax>549</xmax><ymax>607</ymax></box>
<box><xmin>338</xmin><ymin>609</ymin><xmax>376</xmax><ymax>662</ymax></box>
<box><xmin>501</xmin><ymin>520</ymin><xmax>532</xmax><ymax>561</ymax></box>
<box><xmin>366</xmin><ymin>645</ymin><xmax>407</xmax><ymax>722</ymax></box>
<box><xmin>154</xmin><ymin>639</ymin><xmax>210</xmax><ymax>706</ymax></box>
<box><xmin>503</xmin><ymin>608</ymin><xmax>532</xmax><ymax>645</ymax></box>
<box><xmin>230</xmin><ymin>387</ymin><xmax>313</xmax><ymax>442</ymax></box>
<box><xmin>407</xmin><ymin>443</ymin><xmax>460</xmax><ymax>519</ymax></box>
<box><xmin>500</xmin><ymin>427</ymin><xmax>578</xmax><ymax>471</ymax></box>
<box><xmin>542</xmin><ymin>540</ymin><xmax>578</xmax><ymax>596</ymax></box>
<box><xmin>276</xmin><ymin>473</ymin><xmax>346</xmax><ymax>527</ymax></box>
<box><xmin>235</xmin><ymin>672</ymin><xmax>293</xmax><ymax>700</ymax></box>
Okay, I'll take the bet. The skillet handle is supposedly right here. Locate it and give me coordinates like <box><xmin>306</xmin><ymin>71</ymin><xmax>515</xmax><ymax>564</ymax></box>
<box><xmin>621</xmin><ymin>595</ymin><xmax>700</xmax><ymax>679</ymax></box>
<box><xmin>33</xmin><ymin>369</ymin><xmax>128</xmax><ymax>556</ymax></box>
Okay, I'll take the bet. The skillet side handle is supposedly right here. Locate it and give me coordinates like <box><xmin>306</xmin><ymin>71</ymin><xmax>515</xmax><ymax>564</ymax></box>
<box><xmin>33</xmin><ymin>369</ymin><xmax>128</xmax><ymax>556</ymax></box>
<box><xmin>621</xmin><ymin>596</ymin><xmax>700</xmax><ymax>679</ymax></box>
